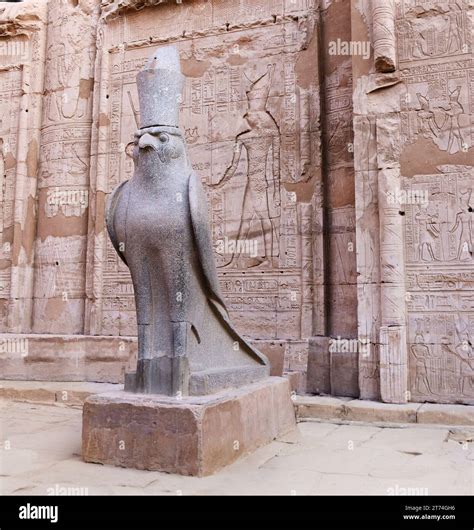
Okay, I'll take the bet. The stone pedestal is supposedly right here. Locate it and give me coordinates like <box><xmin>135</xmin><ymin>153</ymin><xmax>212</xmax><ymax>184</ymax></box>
<box><xmin>82</xmin><ymin>377</ymin><xmax>296</xmax><ymax>476</ymax></box>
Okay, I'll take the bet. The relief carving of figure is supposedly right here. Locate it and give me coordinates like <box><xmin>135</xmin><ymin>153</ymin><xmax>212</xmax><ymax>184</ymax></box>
<box><xmin>443</xmin><ymin>319</ymin><xmax>474</xmax><ymax>397</ymax></box>
<box><xmin>450</xmin><ymin>188</ymin><xmax>473</xmax><ymax>261</ymax></box>
<box><xmin>210</xmin><ymin>64</ymin><xmax>281</xmax><ymax>269</ymax></box>
<box><xmin>445</xmin><ymin>11</ymin><xmax>464</xmax><ymax>55</ymax></box>
<box><xmin>415</xmin><ymin>204</ymin><xmax>440</xmax><ymax>261</ymax></box>
<box><xmin>435</xmin><ymin>86</ymin><xmax>466</xmax><ymax>154</ymax></box>
<box><xmin>411</xmin><ymin>336</ymin><xmax>433</xmax><ymax>396</ymax></box>
<box><xmin>416</xmin><ymin>92</ymin><xmax>437</xmax><ymax>139</ymax></box>
<box><xmin>453</xmin><ymin>334</ymin><xmax>474</xmax><ymax>396</ymax></box>
<box><xmin>45</xmin><ymin>2</ymin><xmax>95</xmax><ymax>122</ymax></box>
<box><xmin>400</xmin><ymin>6</ymin><xmax>465</xmax><ymax>61</ymax></box>
<box><xmin>413</xmin><ymin>85</ymin><xmax>468</xmax><ymax>155</ymax></box>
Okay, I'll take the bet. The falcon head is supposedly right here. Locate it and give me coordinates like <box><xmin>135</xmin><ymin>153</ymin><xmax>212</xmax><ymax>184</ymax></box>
<box><xmin>132</xmin><ymin>126</ymin><xmax>188</xmax><ymax>172</ymax></box>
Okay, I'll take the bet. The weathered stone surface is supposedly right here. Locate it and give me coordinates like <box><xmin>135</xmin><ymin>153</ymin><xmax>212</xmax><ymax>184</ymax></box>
<box><xmin>417</xmin><ymin>403</ymin><xmax>474</xmax><ymax>427</ymax></box>
<box><xmin>372</xmin><ymin>0</ymin><xmax>397</xmax><ymax>73</ymax></box>
<box><xmin>283</xmin><ymin>371</ymin><xmax>300</xmax><ymax>392</ymax></box>
<box><xmin>82</xmin><ymin>377</ymin><xmax>296</xmax><ymax>476</ymax></box>
<box><xmin>0</xmin><ymin>380</ymin><xmax>121</xmax><ymax>406</ymax></box>
<box><xmin>295</xmin><ymin>396</ymin><xmax>474</xmax><ymax>427</ymax></box>
<box><xmin>32</xmin><ymin>0</ymin><xmax>99</xmax><ymax>335</ymax></box>
<box><xmin>293</xmin><ymin>396</ymin><xmax>430</xmax><ymax>425</ymax></box>
<box><xmin>0</xmin><ymin>0</ymin><xmax>47</xmax><ymax>333</ymax></box>
<box><xmin>295</xmin><ymin>395</ymin><xmax>350</xmax><ymax>421</ymax></box>
<box><xmin>0</xmin><ymin>334</ymin><xmax>137</xmax><ymax>383</ymax></box>
<box><xmin>344</xmin><ymin>399</ymin><xmax>419</xmax><ymax>424</ymax></box>
<box><xmin>318</xmin><ymin>0</ymin><xmax>359</xmax><ymax>396</ymax></box>
<box><xmin>257</xmin><ymin>342</ymin><xmax>285</xmax><ymax>376</ymax></box>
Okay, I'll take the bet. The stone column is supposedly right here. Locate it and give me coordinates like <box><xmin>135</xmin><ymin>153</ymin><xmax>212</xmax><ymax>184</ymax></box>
<box><xmin>354</xmin><ymin>116</ymin><xmax>381</xmax><ymax>401</ymax></box>
<box><xmin>352</xmin><ymin>0</ymin><xmax>402</xmax><ymax>401</ymax></box>
<box><xmin>32</xmin><ymin>0</ymin><xmax>99</xmax><ymax>334</ymax></box>
<box><xmin>378</xmin><ymin>166</ymin><xmax>408</xmax><ymax>403</ymax></box>
<box><xmin>372</xmin><ymin>27</ymin><xmax>408</xmax><ymax>402</ymax></box>
<box><xmin>307</xmin><ymin>0</ymin><xmax>359</xmax><ymax>397</ymax></box>
<box><xmin>371</xmin><ymin>0</ymin><xmax>397</xmax><ymax>73</ymax></box>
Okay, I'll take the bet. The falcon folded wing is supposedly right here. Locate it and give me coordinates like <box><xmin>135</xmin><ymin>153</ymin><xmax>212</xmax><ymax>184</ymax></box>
<box><xmin>188</xmin><ymin>172</ymin><xmax>269</xmax><ymax>367</ymax></box>
<box><xmin>106</xmin><ymin>180</ymin><xmax>129</xmax><ymax>267</ymax></box>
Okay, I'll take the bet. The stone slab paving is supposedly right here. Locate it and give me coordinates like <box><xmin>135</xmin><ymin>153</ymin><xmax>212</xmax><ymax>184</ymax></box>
<box><xmin>1</xmin><ymin>400</ymin><xmax>473</xmax><ymax>495</ymax></box>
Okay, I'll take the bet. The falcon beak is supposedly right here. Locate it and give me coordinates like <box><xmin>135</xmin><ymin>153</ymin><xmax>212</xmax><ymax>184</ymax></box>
<box><xmin>138</xmin><ymin>132</ymin><xmax>159</xmax><ymax>151</ymax></box>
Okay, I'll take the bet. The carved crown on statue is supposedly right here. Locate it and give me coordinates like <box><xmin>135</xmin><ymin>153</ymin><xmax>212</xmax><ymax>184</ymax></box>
<box><xmin>136</xmin><ymin>46</ymin><xmax>184</xmax><ymax>128</ymax></box>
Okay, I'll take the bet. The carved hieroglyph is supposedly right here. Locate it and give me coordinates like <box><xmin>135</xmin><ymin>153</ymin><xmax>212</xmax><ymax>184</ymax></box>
<box><xmin>87</xmin><ymin>0</ymin><xmax>321</xmax><ymax>350</ymax></box>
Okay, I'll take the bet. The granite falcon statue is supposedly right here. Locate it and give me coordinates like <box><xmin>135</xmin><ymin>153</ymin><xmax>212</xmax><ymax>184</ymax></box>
<box><xmin>106</xmin><ymin>46</ymin><xmax>269</xmax><ymax>396</ymax></box>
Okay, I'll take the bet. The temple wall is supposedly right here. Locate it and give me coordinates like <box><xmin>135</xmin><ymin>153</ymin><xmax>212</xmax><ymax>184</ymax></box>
<box><xmin>0</xmin><ymin>0</ymin><xmax>472</xmax><ymax>406</ymax></box>
<box><xmin>352</xmin><ymin>0</ymin><xmax>474</xmax><ymax>405</ymax></box>
<box><xmin>84</xmin><ymin>0</ymin><xmax>321</xmax><ymax>392</ymax></box>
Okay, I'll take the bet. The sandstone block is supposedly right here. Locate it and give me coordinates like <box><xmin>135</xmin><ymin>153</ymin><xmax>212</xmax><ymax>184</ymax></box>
<box><xmin>82</xmin><ymin>377</ymin><xmax>296</xmax><ymax>476</ymax></box>
<box><xmin>345</xmin><ymin>399</ymin><xmax>419</xmax><ymax>423</ymax></box>
<box><xmin>417</xmin><ymin>403</ymin><xmax>474</xmax><ymax>426</ymax></box>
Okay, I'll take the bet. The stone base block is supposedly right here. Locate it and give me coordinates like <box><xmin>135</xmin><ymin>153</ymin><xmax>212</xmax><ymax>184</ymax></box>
<box><xmin>82</xmin><ymin>376</ymin><xmax>296</xmax><ymax>476</ymax></box>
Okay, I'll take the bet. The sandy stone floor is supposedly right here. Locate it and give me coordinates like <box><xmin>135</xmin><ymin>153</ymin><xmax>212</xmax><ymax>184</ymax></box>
<box><xmin>1</xmin><ymin>400</ymin><xmax>473</xmax><ymax>496</ymax></box>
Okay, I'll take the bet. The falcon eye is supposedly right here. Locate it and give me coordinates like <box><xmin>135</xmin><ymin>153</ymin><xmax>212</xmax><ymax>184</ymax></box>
<box><xmin>158</xmin><ymin>133</ymin><xmax>169</xmax><ymax>143</ymax></box>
